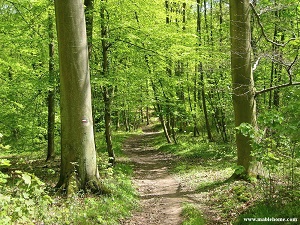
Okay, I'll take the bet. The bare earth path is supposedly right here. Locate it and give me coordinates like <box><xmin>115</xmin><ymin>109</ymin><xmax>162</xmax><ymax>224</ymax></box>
<box><xmin>121</xmin><ymin>126</ymin><xmax>184</xmax><ymax>225</ymax></box>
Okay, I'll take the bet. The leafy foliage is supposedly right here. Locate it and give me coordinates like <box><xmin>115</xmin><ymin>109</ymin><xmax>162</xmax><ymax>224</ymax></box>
<box><xmin>0</xmin><ymin>161</ymin><xmax>52</xmax><ymax>224</ymax></box>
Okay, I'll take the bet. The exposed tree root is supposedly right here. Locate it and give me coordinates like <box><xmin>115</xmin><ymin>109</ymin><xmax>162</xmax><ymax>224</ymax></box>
<box><xmin>54</xmin><ymin>172</ymin><xmax>112</xmax><ymax>196</ymax></box>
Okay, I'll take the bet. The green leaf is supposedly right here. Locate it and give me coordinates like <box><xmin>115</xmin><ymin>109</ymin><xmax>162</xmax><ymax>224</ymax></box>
<box><xmin>22</xmin><ymin>173</ymin><xmax>32</xmax><ymax>186</ymax></box>
<box><xmin>233</xmin><ymin>165</ymin><xmax>245</xmax><ymax>175</ymax></box>
<box><xmin>267</xmin><ymin>152</ymin><xmax>280</xmax><ymax>161</ymax></box>
<box><xmin>0</xmin><ymin>172</ymin><xmax>9</xmax><ymax>184</ymax></box>
<box><xmin>22</xmin><ymin>192</ymin><xmax>30</xmax><ymax>199</ymax></box>
<box><xmin>0</xmin><ymin>159</ymin><xmax>11</xmax><ymax>167</ymax></box>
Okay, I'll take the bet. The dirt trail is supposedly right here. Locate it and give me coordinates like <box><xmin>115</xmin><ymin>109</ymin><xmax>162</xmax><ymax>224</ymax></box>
<box><xmin>121</xmin><ymin>126</ymin><xmax>184</xmax><ymax>225</ymax></box>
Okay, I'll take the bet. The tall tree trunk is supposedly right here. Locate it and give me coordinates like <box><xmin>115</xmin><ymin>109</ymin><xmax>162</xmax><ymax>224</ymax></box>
<box><xmin>146</xmin><ymin>78</ymin><xmax>150</xmax><ymax>126</ymax></box>
<box><xmin>123</xmin><ymin>109</ymin><xmax>130</xmax><ymax>132</ymax></box>
<box><xmin>54</xmin><ymin>0</ymin><xmax>103</xmax><ymax>193</ymax></box>
<box><xmin>46</xmin><ymin>5</ymin><xmax>55</xmax><ymax>161</ymax></box>
<box><xmin>230</xmin><ymin>0</ymin><xmax>257</xmax><ymax>176</ymax></box>
<box><xmin>151</xmin><ymin>80</ymin><xmax>172</xmax><ymax>143</ymax></box>
<box><xmin>146</xmin><ymin>106</ymin><xmax>150</xmax><ymax>125</ymax></box>
<box><xmin>272</xmin><ymin>3</ymin><xmax>284</xmax><ymax>109</ymax></box>
<box><xmin>218</xmin><ymin>0</ymin><xmax>228</xmax><ymax>142</ymax></box>
<box><xmin>134</xmin><ymin>12</ymin><xmax>151</xmax><ymax>126</ymax></box>
<box><xmin>84</xmin><ymin>0</ymin><xmax>94</xmax><ymax>56</ymax></box>
<box><xmin>182</xmin><ymin>2</ymin><xmax>186</xmax><ymax>30</ymax></box>
<box><xmin>103</xmin><ymin>87</ymin><xmax>114</xmax><ymax>165</ymax></box>
<box><xmin>200</xmin><ymin>65</ymin><xmax>213</xmax><ymax>141</ymax></box>
<box><xmin>197</xmin><ymin>0</ymin><xmax>213</xmax><ymax>141</ymax></box>
<box><xmin>187</xmin><ymin>68</ymin><xmax>200</xmax><ymax>137</ymax></box>
<box><xmin>101</xmin><ymin>0</ymin><xmax>115</xmax><ymax>166</ymax></box>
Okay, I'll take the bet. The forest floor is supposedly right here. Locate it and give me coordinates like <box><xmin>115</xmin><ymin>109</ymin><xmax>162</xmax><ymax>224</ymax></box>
<box><xmin>120</xmin><ymin>125</ymin><xmax>221</xmax><ymax>225</ymax></box>
<box><xmin>119</xmin><ymin>124</ymin><xmax>300</xmax><ymax>225</ymax></box>
<box><xmin>1</xmin><ymin>124</ymin><xmax>298</xmax><ymax>224</ymax></box>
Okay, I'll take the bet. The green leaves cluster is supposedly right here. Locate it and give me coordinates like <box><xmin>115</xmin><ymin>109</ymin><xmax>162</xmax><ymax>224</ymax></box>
<box><xmin>0</xmin><ymin>161</ymin><xmax>52</xmax><ymax>224</ymax></box>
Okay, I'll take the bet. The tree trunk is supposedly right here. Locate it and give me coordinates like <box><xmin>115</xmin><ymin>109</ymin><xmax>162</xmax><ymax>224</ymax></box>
<box><xmin>146</xmin><ymin>106</ymin><xmax>150</xmax><ymax>125</ymax></box>
<box><xmin>200</xmin><ymin>65</ymin><xmax>213</xmax><ymax>141</ymax></box>
<box><xmin>103</xmin><ymin>87</ymin><xmax>115</xmax><ymax>166</ymax></box>
<box><xmin>230</xmin><ymin>0</ymin><xmax>257</xmax><ymax>176</ymax></box>
<box><xmin>46</xmin><ymin>5</ymin><xmax>55</xmax><ymax>161</ymax></box>
<box><xmin>101</xmin><ymin>0</ymin><xmax>115</xmax><ymax>166</ymax></box>
<box><xmin>197</xmin><ymin>0</ymin><xmax>213</xmax><ymax>142</ymax></box>
<box><xmin>158</xmin><ymin>105</ymin><xmax>172</xmax><ymax>144</ymax></box>
<box><xmin>188</xmin><ymin>68</ymin><xmax>199</xmax><ymax>137</ymax></box>
<box><xmin>84</xmin><ymin>0</ymin><xmax>94</xmax><ymax>56</ymax></box>
<box><xmin>151</xmin><ymin>80</ymin><xmax>172</xmax><ymax>143</ymax></box>
<box><xmin>54</xmin><ymin>0</ymin><xmax>103</xmax><ymax>193</ymax></box>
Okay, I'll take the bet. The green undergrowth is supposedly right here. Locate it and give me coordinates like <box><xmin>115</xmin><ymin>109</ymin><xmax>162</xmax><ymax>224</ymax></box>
<box><xmin>157</xmin><ymin>132</ymin><xmax>235</xmax><ymax>161</ymax></box>
<box><xmin>182</xmin><ymin>204</ymin><xmax>206</xmax><ymax>225</ymax></box>
<box><xmin>0</xmin><ymin>131</ymin><xmax>139</xmax><ymax>224</ymax></box>
<box><xmin>155</xmin><ymin>131</ymin><xmax>236</xmax><ymax>188</ymax></box>
<box><xmin>96</xmin><ymin>129</ymin><xmax>142</xmax><ymax>158</ymax></box>
<box><xmin>235</xmin><ymin>200</ymin><xmax>300</xmax><ymax>224</ymax></box>
<box><xmin>152</xmin><ymin>130</ymin><xmax>299</xmax><ymax>224</ymax></box>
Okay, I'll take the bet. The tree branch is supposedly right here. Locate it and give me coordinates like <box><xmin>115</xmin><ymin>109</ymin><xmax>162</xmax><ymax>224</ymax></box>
<box><xmin>250</xmin><ymin>3</ymin><xmax>295</xmax><ymax>47</ymax></box>
<box><xmin>286</xmin><ymin>54</ymin><xmax>299</xmax><ymax>83</ymax></box>
<box><xmin>255</xmin><ymin>82</ymin><xmax>300</xmax><ymax>97</ymax></box>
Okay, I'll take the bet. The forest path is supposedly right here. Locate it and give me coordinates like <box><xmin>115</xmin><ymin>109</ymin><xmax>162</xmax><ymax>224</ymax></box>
<box><xmin>121</xmin><ymin>125</ymin><xmax>184</xmax><ymax>225</ymax></box>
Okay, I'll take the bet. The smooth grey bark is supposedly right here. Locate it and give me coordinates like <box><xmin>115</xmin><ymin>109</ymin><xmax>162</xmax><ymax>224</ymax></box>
<box><xmin>230</xmin><ymin>0</ymin><xmax>257</xmax><ymax>176</ymax></box>
<box><xmin>54</xmin><ymin>0</ymin><xmax>102</xmax><ymax>192</ymax></box>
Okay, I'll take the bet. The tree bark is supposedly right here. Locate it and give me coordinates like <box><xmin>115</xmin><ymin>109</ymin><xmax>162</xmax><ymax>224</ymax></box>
<box><xmin>46</xmin><ymin>5</ymin><xmax>55</xmax><ymax>161</ymax></box>
<box><xmin>151</xmin><ymin>80</ymin><xmax>172</xmax><ymax>143</ymax></box>
<box><xmin>200</xmin><ymin>65</ymin><xmax>213</xmax><ymax>141</ymax></box>
<box><xmin>230</xmin><ymin>0</ymin><xmax>257</xmax><ymax>176</ymax></box>
<box><xmin>100</xmin><ymin>0</ymin><xmax>115</xmax><ymax>166</ymax></box>
<box><xmin>54</xmin><ymin>0</ymin><xmax>103</xmax><ymax>193</ymax></box>
<box><xmin>197</xmin><ymin>0</ymin><xmax>213</xmax><ymax>142</ymax></box>
<box><xmin>84</xmin><ymin>0</ymin><xmax>94</xmax><ymax>56</ymax></box>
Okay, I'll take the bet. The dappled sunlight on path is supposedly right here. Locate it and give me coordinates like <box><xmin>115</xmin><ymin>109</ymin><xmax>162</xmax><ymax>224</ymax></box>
<box><xmin>121</xmin><ymin>128</ymin><xmax>183</xmax><ymax>225</ymax></box>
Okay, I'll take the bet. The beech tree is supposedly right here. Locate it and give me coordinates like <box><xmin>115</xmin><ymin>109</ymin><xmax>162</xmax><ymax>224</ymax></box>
<box><xmin>54</xmin><ymin>0</ymin><xmax>102</xmax><ymax>192</ymax></box>
<box><xmin>230</xmin><ymin>0</ymin><xmax>257</xmax><ymax>176</ymax></box>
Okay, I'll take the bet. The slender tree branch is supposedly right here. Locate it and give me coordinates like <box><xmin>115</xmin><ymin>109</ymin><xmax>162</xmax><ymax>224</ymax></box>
<box><xmin>257</xmin><ymin>4</ymin><xmax>295</xmax><ymax>16</ymax></box>
<box><xmin>255</xmin><ymin>49</ymin><xmax>299</xmax><ymax>97</ymax></box>
<box><xmin>250</xmin><ymin>3</ymin><xmax>295</xmax><ymax>47</ymax></box>
<box><xmin>255</xmin><ymin>82</ymin><xmax>300</xmax><ymax>97</ymax></box>
<box><xmin>286</xmin><ymin>54</ymin><xmax>299</xmax><ymax>82</ymax></box>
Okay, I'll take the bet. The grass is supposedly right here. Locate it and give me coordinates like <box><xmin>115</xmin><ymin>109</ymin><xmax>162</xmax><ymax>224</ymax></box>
<box><xmin>235</xmin><ymin>200</ymin><xmax>300</xmax><ymax>225</ymax></box>
<box><xmin>154</xmin><ymin>128</ymin><xmax>300</xmax><ymax>224</ymax></box>
<box><xmin>182</xmin><ymin>204</ymin><xmax>206</xmax><ymax>225</ymax></box>
<box><xmin>0</xmin><ymin>130</ymin><xmax>140</xmax><ymax>225</ymax></box>
<box><xmin>1</xmin><ymin>124</ymin><xmax>299</xmax><ymax>224</ymax></box>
